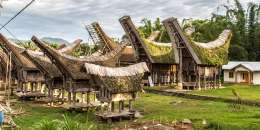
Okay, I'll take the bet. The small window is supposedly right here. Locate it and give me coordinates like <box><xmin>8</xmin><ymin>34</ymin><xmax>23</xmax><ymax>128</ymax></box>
<box><xmin>229</xmin><ymin>72</ymin><xmax>234</xmax><ymax>78</ymax></box>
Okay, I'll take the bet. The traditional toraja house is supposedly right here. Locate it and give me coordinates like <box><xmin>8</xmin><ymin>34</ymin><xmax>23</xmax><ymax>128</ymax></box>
<box><xmin>32</xmin><ymin>36</ymin><xmax>128</xmax><ymax>108</ymax></box>
<box><xmin>162</xmin><ymin>17</ymin><xmax>232</xmax><ymax>89</ymax></box>
<box><xmin>0</xmin><ymin>34</ymin><xmax>45</xmax><ymax>97</ymax></box>
<box><xmin>0</xmin><ymin>33</ymin><xmax>82</xmax><ymax>99</ymax></box>
<box><xmin>119</xmin><ymin>16</ymin><xmax>178</xmax><ymax>86</ymax></box>
<box><xmin>22</xmin><ymin>51</ymin><xmax>63</xmax><ymax>103</ymax></box>
<box><xmin>21</xmin><ymin>39</ymin><xmax>82</xmax><ymax>103</ymax></box>
<box><xmin>84</xmin><ymin>62</ymin><xmax>149</xmax><ymax>121</ymax></box>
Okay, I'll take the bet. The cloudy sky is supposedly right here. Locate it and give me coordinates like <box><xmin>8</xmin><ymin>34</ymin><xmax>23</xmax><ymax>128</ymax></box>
<box><xmin>0</xmin><ymin>0</ymin><xmax>259</xmax><ymax>42</ymax></box>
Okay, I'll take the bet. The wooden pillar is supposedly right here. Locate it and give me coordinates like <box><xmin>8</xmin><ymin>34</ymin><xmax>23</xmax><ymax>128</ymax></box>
<box><xmin>198</xmin><ymin>67</ymin><xmax>201</xmax><ymax>90</ymax></box>
<box><xmin>119</xmin><ymin>101</ymin><xmax>122</xmax><ymax>113</ymax></box>
<box><xmin>203</xmin><ymin>70</ymin><xmax>206</xmax><ymax>90</ymax></box>
<box><xmin>108</xmin><ymin>102</ymin><xmax>112</xmax><ymax>113</ymax></box>
<box><xmin>31</xmin><ymin>82</ymin><xmax>34</xmax><ymax>92</ymax></box>
<box><xmin>68</xmin><ymin>81</ymin><xmax>72</xmax><ymax>103</ymax></box>
<box><xmin>218</xmin><ymin>67</ymin><xmax>222</xmax><ymax>88</ymax></box>
<box><xmin>111</xmin><ymin>101</ymin><xmax>115</xmax><ymax>112</ymax></box>
<box><xmin>214</xmin><ymin>68</ymin><xmax>217</xmax><ymax>89</ymax></box>
<box><xmin>72</xmin><ymin>87</ymin><xmax>76</xmax><ymax>104</ymax></box>
<box><xmin>62</xmin><ymin>76</ymin><xmax>65</xmax><ymax>103</ymax></box>
<box><xmin>18</xmin><ymin>81</ymin><xmax>22</xmax><ymax>92</ymax></box>
<box><xmin>48</xmin><ymin>84</ymin><xmax>51</xmax><ymax>98</ymax></box>
<box><xmin>50</xmin><ymin>88</ymin><xmax>54</xmax><ymax>106</ymax></box>
<box><xmin>177</xmin><ymin>47</ymin><xmax>183</xmax><ymax>89</ymax></box>
<box><xmin>87</xmin><ymin>92</ymin><xmax>90</xmax><ymax>105</ymax></box>
<box><xmin>121</xmin><ymin>101</ymin><xmax>124</xmax><ymax>111</ymax></box>
<box><xmin>129</xmin><ymin>100</ymin><xmax>132</xmax><ymax>111</ymax></box>
<box><xmin>81</xmin><ymin>93</ymin><xmax>84</xmax><ymax>103</ymax></box>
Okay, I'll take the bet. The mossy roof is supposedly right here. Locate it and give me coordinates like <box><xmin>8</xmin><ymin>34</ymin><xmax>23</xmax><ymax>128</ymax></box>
<box><xmin>141</xmin><ymin>38</ymin><xmax>175</xmax><ymax>64</ymax></box>
<box><xmin>187</xmin><ymin>30</ymin><xmax>232</xmax><ymax>66</ymax></box>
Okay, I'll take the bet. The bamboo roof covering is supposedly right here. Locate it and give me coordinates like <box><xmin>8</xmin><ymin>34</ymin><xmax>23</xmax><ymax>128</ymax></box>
<box><xmin>84</xmin><ymin>62</ymin><xmax>149</xmax><ymax>77</ymax></box>
<box><xmin>92</xmin><ymin>22</ymin><xmax>118</xmax><ymax>50</ymax></box>
<box><xmin>93</xmin><ymin>22</ymin><xmax>137</xmax><ymax>63</ymax></box>
<box><xmin>32</xmin><ymin>36</ymin><xmax>127</xmax><ymax>80</ymax></box>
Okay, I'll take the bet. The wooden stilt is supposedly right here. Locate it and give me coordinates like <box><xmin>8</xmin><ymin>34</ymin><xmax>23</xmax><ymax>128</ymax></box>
<box><xmin>62</xmin><ymin>76</ymin><xmax>65</xmax><ymax>103</ymax></box>
<box><xmin>121</xmin><ymin>101</ymin><xmax>124</xmax><ymax>111</ymax></box>
<box><xmin>214</xmin><ymin>68</ymin><xmax>217</xmax><ymax>89</ymax></box>
<box><xmin>203</xmin><ymin>74</ymin><xmax>206</xmax><ymax>90</ymax></box>
<box><xmin>81</xmin><ymin>93</ymin><xmax>84</xmax><ymax>103</ymax></box>
<box><xmin>50</xmin><ymin>88</ymin><xmax>54</xmax><ymax>106</ymax></box>
<box><xmin>87</xmin><ymin>92</ymin><xmax>90</xmax><ymax>105</ymax></box>
<box><xmin>73</xmin><ymin>90</ymin><xmax>76</xmax><ymax>104</ymax></box>
<box><xmin>31</xmin><ymin>82</ymin><xmax>34</xmax><ymax>92</ymax></box>
<box><xmin>129</xmin><ymin>100</ymin><xmax>132</xmax><ymax>111</ymax></box>
<box><xmin>119</xmin><ymin>101</ymin><xmax>122</xmax><ymax>113</ymax></box>
<box><xmin>108</xmin><ymin>102</ymin><xmax>112</xmax><ymax>113</ymax></box>
<box><xmin>198</xmin><ymin>67</ymin><xmax>201</xmax><ymax>90</ymax></box>
<box><xmin>68</xmin><ymin>81</ymin><xmax>72</xmax><ymax>103</ymax></box>
<box><xmin>111</xmin><ymin>101</ymin><xmax>115</xmax><ymax>112</ymax></box>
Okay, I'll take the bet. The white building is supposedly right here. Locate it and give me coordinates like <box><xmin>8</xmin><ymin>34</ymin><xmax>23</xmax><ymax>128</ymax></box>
<box><xmin>222</xmin><ymin>62</ymin><xmax>260</xmax><ymax>85</ymax></box>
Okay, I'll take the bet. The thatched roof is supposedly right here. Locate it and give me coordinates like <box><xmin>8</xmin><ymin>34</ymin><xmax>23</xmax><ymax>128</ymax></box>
<box><xmin>21</xmin><ymin>39</ymin><xmax>82</xmax><ymax>79</ymax></box>
<box><xmin>58</xmin><ymin>39</ymin><xmax>81</xmax><ymax>54</ymax></box>
<box><xmin>0</xmin><ymin>33</ymin><xmax>82</xmax><ymax>75</ymax></box>
<box><xmin>92</xmin><ymin>22</ymin><xmax>137</xmax><ymax>63</ymax></box>
<box><xmin>85</xmin><ymin>62</ymin><xmax>149</xmax><ymax>77</ymax></box>
<box><xmin>0</xmin><ymin>33</ymin><xmax>37</xmax><ymax>69</ymax></box>
<box><xmin>0</xmin><ymin>49</ymin><xmax>8</xmax><ymax>71</ymax></box>
<box><xmin>189</xmin><ymin>30</ymin><xmax>232</xmax><ymax>66</ymax></box>
<box><xmin>142</xmin><ymin>38</ymin><xmax>175</xmax><ymax>63</ymax></box>
<box><xmin>32</xmin><ymin>36</ymin><xmax>127</xmax><ymax>80</ymax></box>
<box><xmin>119</xmin><ymin>46</ymin><xmax>136</xmax><ymax>63</ymax></box>
<box><xmin>163</xmin><ymin>17</ymin><xmax>232</xmax><ymax>66</ymax></box>
<box><xmin>119</xmin><ymin>16</ymin><xmax>176</xmax><ymax>64</ymax></box>
<box><xmin>22</xmin><ymin>51</ymin><xmax>62</xmax><ymax>78</ymax></box>
<box><xmin>92</xmin><ymin>22</ymin><xmax>118</xmax><ymax>50</ymax></box>
<box><xmin>85</xmin><ymin>62</ymin><xmax>149</xmax><ymax>93</ymax></box>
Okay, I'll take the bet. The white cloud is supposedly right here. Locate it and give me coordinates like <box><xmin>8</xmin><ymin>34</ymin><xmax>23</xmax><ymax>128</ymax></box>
<box><xmin>0</xmin><ymin>0</ymin><xmax>259</xmax><ymax>42</ymax></box>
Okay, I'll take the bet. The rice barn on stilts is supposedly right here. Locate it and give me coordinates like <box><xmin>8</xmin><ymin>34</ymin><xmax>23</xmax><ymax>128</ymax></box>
<box><xmin>163</xmin><ymin>17</ymin><xmax>232</xmax><ymax>90</ymax></box>
<box><xmin>84</xmin><ymin>62</ymin><xmax>149</xmax><ymax>122</ymax></box>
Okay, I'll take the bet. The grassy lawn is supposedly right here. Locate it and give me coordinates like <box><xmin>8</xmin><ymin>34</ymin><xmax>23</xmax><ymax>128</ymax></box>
<box><xmin>189</xmin><ymin>84</ymin><xmax>260</xmax><ymax>101</ymax></box>
<box><xmin>10</xmin><ymin>93</ymin><xmax>260</xmax><ymax>130</ymax></box>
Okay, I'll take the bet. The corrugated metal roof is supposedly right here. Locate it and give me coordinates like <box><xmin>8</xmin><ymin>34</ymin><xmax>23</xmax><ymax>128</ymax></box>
<box><xmin>222</xmin><ymin>61</ymin><xmax>260</xmax><ymax>71</ymax></box>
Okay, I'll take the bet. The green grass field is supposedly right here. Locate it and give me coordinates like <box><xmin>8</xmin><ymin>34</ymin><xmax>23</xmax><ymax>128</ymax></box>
<box><xmin>189</xmin><ymin>84</ymin><xmax>260</xmax><ymax>101</ymax></box>
<box><xmin>10</xmin><ymin>91</ymin><xmax>260</xmax><ymax>130</ymax></box>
